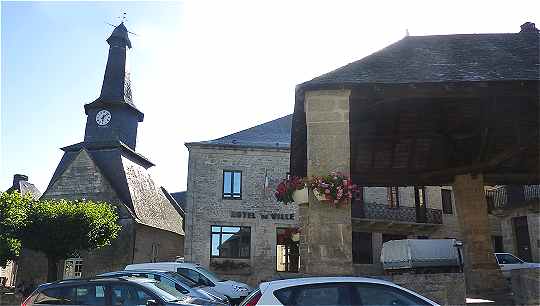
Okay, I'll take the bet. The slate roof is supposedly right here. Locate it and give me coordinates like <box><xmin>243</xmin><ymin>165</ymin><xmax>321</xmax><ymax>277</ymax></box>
<box><xmin>170</xmin><ymin>191</ymin><xmax>186</xmax><ymax>211</ymax></box>
<box><xmin>299</xmin><ymin>32</ymin><xmax>539</xmax><ymax>89</ymax></box>
<box><xmin>6</xmin><ymin>176</ymin><xmax>42</xmax><ymax>200</ymax></box>
<box><xmin>186</xmin><ymin>114</ymin><xmax>292</xmax><ymax>149</ymax></box>
<box><xmin>45</xmin><ymin>145</ymin><xmax>183</xmax><ymax>235</ymax></box>
<box><xmin>163</xmin><ymin>188</ymin><xmax>185</xmax><ymax>216</ymax></box>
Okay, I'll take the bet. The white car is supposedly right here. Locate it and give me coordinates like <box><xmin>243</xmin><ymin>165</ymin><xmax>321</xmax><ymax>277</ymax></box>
<box><xmin>494</xmin><ymin>252</ymin><xmax>540</xmax><ymax>278</ymax></box>
<box><xmin>125</xmin><ymin>262</ymin><xmax>252</xmax><ymax>304</ymax></box>
<box><xmin>239</xmin><ymin>277</ymin><xmax>439</xmax><ymax>306</ymax></box>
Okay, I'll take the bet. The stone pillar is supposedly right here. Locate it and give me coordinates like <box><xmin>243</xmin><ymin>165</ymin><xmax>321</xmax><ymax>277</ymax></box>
<box><xmin>452</xmin><ymin>173</ymin><xmax>507</xmax><ymax>294</ymax></box>
<box><xmin>300</xmin><ymin>89</ymin><xmax>353</xmax><ymax>275</ymax></box>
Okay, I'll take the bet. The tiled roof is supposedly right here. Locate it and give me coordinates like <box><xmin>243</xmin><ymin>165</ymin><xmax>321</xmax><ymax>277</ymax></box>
<box><xmin>187</xmin><ymin>114</ymin><xmax>292</xmax><ymax>149</ymax></box>
<box><xmin>300</xmin><ymin>32</ymin><xmax>539</xmax><ymax>89</ymax></box>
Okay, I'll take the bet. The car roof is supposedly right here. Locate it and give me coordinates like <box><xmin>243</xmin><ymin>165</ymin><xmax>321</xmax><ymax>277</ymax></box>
<box><xmin>103</xmin><ymin>269</ymin><xmax>171</xmax><ymax>274</ymax></box>
<box><xmin>259</xmin><ymin>277</ymin><xmax>402</xmax><ymax>292</ymax></box>
<box><xmin>126</xmin><ymin>262</ymin><xmax>200</xmax><ymax>268</ymax></box>
<box><xmin>39</xmin><ymin>276</ymin><xmax>157</xmax><ymax>289</ymax></box>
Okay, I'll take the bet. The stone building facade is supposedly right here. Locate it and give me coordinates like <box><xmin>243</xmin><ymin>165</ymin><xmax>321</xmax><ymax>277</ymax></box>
<box><xmin>184</xmin><ymin>115</ymin><xmax>297</xmax><ymax>286</ymax></box>
<box><xmin>16</xmin><ymin>23</ymin><xmax>184</xmax><ymax>284</ymax></box>
<box><xmin>183</xmin><ymin>115</ymin><xmax>505</xmax><ymax>286</ymax></box>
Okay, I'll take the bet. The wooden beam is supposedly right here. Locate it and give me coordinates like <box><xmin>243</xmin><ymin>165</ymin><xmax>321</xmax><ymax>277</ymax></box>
<box><xmin>420</xmin><ymin>137</ymin><xmax>538</xmax><ymax>181</ymax></box>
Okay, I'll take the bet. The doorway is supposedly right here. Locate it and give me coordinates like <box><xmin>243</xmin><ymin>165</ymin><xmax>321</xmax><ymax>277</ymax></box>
<box><xmin>513</xmin><ymin>216</ymin><xmax>532</xmax><ymax>261</ymax></box>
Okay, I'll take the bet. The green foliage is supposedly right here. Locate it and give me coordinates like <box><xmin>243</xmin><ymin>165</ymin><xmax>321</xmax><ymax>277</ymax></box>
<box><xmin>0</xmin><ymin>191</ymin><xmax>33</xmax><ymax>237</ymax></box>
<box><xmin>0</xmin><ymin>236</ymin><xmax>21</xmax><ymax>267</ymax></box>
<box><xmin>0</xmin><ymin>191</ymin><xmax>33</xmax><ymax>266</ymax></box>
<box><xmin>21</xmin><ymin>199</ymin><xmax>121</xmax><ymax>261</ymax></box>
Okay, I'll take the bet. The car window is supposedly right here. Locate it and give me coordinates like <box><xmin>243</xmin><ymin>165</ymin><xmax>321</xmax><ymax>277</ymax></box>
<box><xmin>34</xmin><ymin>285</ymin><xmax>106</xmax><ymax>305</ymax></box>
<box><xmin>155</xmin><ymin>276</ymin><xmax>190</xmax><ymax>294</ymax></box>
<box><xmin>164</xmin><ymin>272</ymin><xmax>198</xmax><ymax>288</ymax></box>
<box><xmin>110</xmin><ymin>284</ymin><xmax>155</xmax><ymax>306</ymax></box>
<box><xmin>496</xmin><ymin>254</ymin><xmax>524</xmax><ymax>264</ymax></box>
<box><xmin>353</xmin><ymin>283</ymin><xmax>431</xmax><ymax>306</ymax></box>
<box><xmin>177</xmin><ymin>268</ymin><xmax>212</xmax><ymax>286</ymax></box>
<box><xmin>34</xmin><ymin>287</ymin><xmax>72</xmax><ymax>305</ymax></box>
<box><xmin>274</xmin><ymin>283</ymin><xmax>352</xmax><ymax>306</ymax></box>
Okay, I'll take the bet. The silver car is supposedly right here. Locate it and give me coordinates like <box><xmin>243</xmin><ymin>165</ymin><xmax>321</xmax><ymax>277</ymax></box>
<box><xmin>99</xmin><ymin>270</ymin><xmax>229</xmax><ymax>304</ymax></box>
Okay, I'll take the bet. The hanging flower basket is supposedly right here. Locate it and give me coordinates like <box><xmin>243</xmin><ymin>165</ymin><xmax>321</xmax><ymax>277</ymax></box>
<box><xmin>309</xmin><ymin>172</ymin><xmax>358</xmax><ymax>206</ymax></box>
<box><xmin>292</xmin><ymin>187</ymin><xmax>308</xmax><ymax>204</ymax></box>
<box><xmin>275</xmin><ymin>176</ymin><xmax>307</xmax><ymax>205</ymax></box>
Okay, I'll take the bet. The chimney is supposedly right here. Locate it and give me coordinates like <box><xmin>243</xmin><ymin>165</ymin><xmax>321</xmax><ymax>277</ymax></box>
<box><xmin>12</xmin><ymin>174</ymin><xmax>28</xmax><ymax>188</ymax></box>
<box><xmin>520</xmin><ymin>22</ymin><xmax>539</xmax><ymax>33</ymax></box>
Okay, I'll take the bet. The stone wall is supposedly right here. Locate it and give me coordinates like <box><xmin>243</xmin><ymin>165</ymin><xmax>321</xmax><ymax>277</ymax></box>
<box><xmin>133</xmin><ymin>223</ymin><xmax>184</xmax><ymax>263</ymax></box>
<box><xmin>511</xmin><ymin>268</ymin><xmax>540</xmax><ymax>306</ymax></box>
<box><xmin>390</xmin><ymin>273</ymin><xmax>466</xmax><ymax>306</ymax></box>
<box><xmin>184</xmin><ymin>145</ymin><xmax>297</xmax><ymax>286</ymax></box>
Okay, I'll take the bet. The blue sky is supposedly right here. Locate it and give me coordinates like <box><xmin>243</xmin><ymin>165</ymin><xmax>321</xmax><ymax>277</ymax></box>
<box><xmin>1</xmin><ymin>1</ymin><xmax>539</xmax><ymax>193</ymax></box>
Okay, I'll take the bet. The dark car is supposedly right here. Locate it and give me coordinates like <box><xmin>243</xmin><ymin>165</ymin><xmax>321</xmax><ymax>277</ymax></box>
<box><xmin>23</xmin><ymin>276</ymin><xmax>229</xmax><ymax>306</ymax></box>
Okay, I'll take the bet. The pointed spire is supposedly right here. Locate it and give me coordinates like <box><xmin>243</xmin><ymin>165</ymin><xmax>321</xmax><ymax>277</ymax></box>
<box><xmin>107</xmin><ymin>22</ymin><xmax>132</xmax><ymax>49</ymax></box>
<box><xmin>87</xmin><ymin>22</ymin><xmax>137</xmax><ymax>109</ymax></box>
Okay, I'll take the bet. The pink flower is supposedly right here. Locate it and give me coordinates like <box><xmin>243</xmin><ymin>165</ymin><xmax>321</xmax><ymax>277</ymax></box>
<box><xmin>325</xmin><ymin>189</ymin><xmax>330</xmax><ymax>194</ymax></box>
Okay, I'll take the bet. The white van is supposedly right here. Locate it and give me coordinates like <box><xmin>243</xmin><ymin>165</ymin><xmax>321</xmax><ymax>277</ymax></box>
<box><xmin>125</xmin><ymin>262</ymin><xmax>252</xmax><ymax>304</ymax></box>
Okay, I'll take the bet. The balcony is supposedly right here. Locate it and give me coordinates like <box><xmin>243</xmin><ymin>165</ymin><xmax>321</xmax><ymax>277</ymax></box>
<box><xmin>351</xmin><ymin>202</ymin><xmax>442</xmax><ymax>234</ymax></box>
<box><xmin>486</xmin><ymin>185</ymin><xmax>540</xmax><ymax>213</ymax></box>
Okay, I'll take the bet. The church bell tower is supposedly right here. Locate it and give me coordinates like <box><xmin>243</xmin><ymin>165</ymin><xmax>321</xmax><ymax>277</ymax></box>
<box><xmin>83</xmin><ymin>22</ymin><xmax>144</xmax><ymax>150</ymax></box>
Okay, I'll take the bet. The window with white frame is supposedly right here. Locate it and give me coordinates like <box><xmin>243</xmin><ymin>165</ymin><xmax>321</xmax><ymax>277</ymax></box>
<box><xmin>64</xmin><ymin>258</ymin><xmax>83</xmax><ymax>279</ymax></box>
<box><xmin>223</xmin><ymin>170</ymin><xmax>242</xmax><ymax>199</ymax></box>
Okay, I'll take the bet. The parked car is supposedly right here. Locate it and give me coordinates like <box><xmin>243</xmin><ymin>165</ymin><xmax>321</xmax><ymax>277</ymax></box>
<box><xmin>98</xmin><ymin>269</ymin><xmax>229</xmax><ymax>304</ymax></box>
<box><xmin>22</xmin><ymin>276</ymin><xmax>229</xmax><ymax>306</ymax></box>
<box><xmin>240</xmin><ymin>277</ymin><xmax>439</xmax><ymax>306</ymax></box>
<box><xmin>125</xmin><ymin>262</ymin><xmax>252</xmax><ymax>304</ymax></box>
<box><xmin>494</xmin><ymin>252</ymin><xmax>540</xmax><ymax>278</ymax></box>
<box><xmin>381</xmin><ymin>239</ymin><xmax>463</xmax><ymax>274</ymax></box>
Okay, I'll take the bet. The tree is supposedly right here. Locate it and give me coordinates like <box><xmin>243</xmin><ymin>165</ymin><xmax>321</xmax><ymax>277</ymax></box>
<box><xmin>0</xmin><ymin>191</ymin><xmax>32</xmax><ymax>267</ymax></box>
<box><xmin>20</xmin><ymin>199</ymin><xmax>121</xmax><ymax>282</ymax></box>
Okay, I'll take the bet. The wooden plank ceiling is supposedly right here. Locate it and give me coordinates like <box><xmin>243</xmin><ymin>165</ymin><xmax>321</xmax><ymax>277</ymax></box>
<box><xmin>349</xmin><ymin>85</ymin><xmax>539</xmax><ymax>186</ymax></box>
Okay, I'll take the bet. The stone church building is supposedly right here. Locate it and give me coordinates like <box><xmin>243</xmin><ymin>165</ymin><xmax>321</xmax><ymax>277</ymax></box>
<box><xmin>16</xmin><ymin>23</ymin><xmax>184</xmax><ymax>283</ymax></box>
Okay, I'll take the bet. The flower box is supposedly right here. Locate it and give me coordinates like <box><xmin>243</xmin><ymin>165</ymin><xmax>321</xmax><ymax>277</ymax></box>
<box><xmin>292</xmin><ymin>187</ymin><xmax>308</xmax><ymax>204</ymax></box>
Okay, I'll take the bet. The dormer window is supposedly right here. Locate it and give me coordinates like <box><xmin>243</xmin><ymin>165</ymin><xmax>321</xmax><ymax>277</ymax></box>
<box><xmin>223</xmin><ymin>170</ymin><xmax>242</xmax><ymax>199</ymax></box>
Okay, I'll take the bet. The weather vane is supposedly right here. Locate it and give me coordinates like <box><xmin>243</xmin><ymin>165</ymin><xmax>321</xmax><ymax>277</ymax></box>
<box><xmin>118</xmin><ymin>12</ymin><xmax>128</xmax><ymax>23</ymax></box>
<box><xmin>105</xmin><ymin>12</ymin><xmax>139</xmax><ymax>36</ymax></box>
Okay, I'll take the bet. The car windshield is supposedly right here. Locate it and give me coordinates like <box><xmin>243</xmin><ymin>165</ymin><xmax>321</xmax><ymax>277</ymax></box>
<box><xmin>195</xmin><ymin>266</ymin><xmax>223</xmax><ymax>282</ymax></box>
<box><xmin>142</xmin><ymin>281</ymin><xmax>188</xmax><ymax>303</ymax></box>
<box><xmin>164</xmin><ymin>272</ymin><xmax>198</xmax><ymax>288</ymax></box>
<box><xmin>497</xmin><ymin>254</ymin><xmax>524</xmax><ymax>264</ymax></box>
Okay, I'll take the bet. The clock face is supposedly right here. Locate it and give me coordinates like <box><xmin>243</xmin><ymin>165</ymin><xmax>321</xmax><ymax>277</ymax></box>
<box><xmin>96</xmin><ymin>110</ymin><xmax>111</xmax><ymax>126</ymax></box>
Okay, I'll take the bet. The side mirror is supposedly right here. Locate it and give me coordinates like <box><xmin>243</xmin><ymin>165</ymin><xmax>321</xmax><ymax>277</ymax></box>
<box><xmin>146</xmin><ymin>299</ymin><xmax>160</xmax><ymax>306</ymax></box>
